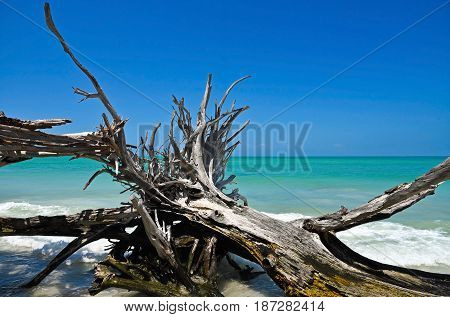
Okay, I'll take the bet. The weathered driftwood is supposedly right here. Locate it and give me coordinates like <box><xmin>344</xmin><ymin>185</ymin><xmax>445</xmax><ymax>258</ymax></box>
<box><xmin>0</xmin><ymin>3</ymin><xmax>449</xmax><ymax>297</ymax></box>
<box><xmin>301</xmin><ymin>157</ymin><xmax>450</xmax><ymax>233</ymax></box>
<box><xmin>0</xmin><ymin>111</ymin><xmax>71</xmax><ymax>130</ymax></box>
<box><xmin>0</xmin><ymin>207</ymin><xmax>134</xmax><ymax>237</ymax></box>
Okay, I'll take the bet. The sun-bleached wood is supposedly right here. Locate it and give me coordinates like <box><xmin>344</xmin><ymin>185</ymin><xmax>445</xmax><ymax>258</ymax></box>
<box><xmin>0</xmin><ymin>3</ymin><xmax>449</xmax><ymax>297</ymax></box>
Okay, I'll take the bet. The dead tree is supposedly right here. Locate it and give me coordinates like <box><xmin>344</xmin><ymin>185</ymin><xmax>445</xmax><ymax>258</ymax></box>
<box><xmin>0</xmin><ymin>3</ymin><xmax>449</xmax><ymax>296</ymax></box>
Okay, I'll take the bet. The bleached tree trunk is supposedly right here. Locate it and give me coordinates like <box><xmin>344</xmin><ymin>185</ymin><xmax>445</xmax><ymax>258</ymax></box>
<box><xmin>0</xmin><ymin>3</ymin><xmax>449</xmax><ymax>297</ymax></box>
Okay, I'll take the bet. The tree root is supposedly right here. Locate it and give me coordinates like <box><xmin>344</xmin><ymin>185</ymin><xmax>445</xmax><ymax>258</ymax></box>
<box><xmin>0</xmin><ymin>3</ymin><xmax>449</xmax><ymax>297</ymax></box>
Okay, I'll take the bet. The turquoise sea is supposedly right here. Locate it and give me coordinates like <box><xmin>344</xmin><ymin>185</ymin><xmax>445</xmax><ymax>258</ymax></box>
<box><xmin>0</xmin><ymin>156</ymin><xmax>449</xmax><ymax>296</ymax></box>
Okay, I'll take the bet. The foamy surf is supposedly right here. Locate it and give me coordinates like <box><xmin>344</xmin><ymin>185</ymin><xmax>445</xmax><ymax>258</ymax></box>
<box><xmin>0</xmin><ymin>207</ymin><xmax>449</xmax><ymax>296</ymax></box>
<box><xmin>0</xmin><ymin>201</ymin><xmax>73</xmax><ymax>217</ymax></box>
<box><xmin>1</xmin><ymin>208</ymin><xmax>449</xmax><ymax>271</ymax></box>
<box><xmin>338</xmin><ymin>222</ymin><xmax>450</xmax><ymax>270</ymax></box>
<box><xmin>262</xmin><ymin>211</ymin><xmax>309</xmax><ymax>221</ymax></box>
<box><xmin>0</xmin><ymin>236</ymin><xmax>108</xmax><ymax>265</ymax></box>
<box><xmin>264</xmin><ymin>212</ymin><xmax>450</xmax><ymax>272</ymax></box>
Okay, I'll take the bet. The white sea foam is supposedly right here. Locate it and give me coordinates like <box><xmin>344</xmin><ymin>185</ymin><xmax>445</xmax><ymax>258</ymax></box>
<box><xmin>262</xmin><ymin>211</ymin><xmax>309</xmax><ymax>222</ymax></box>
<box><xmin>0</xmin><ymin>236</ymin><xmax>109</xmax><ymax>264</ymax></box>
<box><xmin>0</xmin><ymin>201</ymin><xmax>72</xmax><ymax>217</ymax></box>
<box><xmin>338</xmin><ymin>222</ymin><xmax>450</xmax><ymax>269</ymax></box>
<box><xmin>0</xmin><ymin>202</ymin><xmax>111</xmax><ymax>265</ymax></box>
<box><xmin>265</xmin><ymin>212</ymin><xmax>450</xmax><ymax>271</ymax></box>
<box><xmin>0</xmin><ymin>206</ymin><xmax>449</xmax><ymax>271</ymax></box>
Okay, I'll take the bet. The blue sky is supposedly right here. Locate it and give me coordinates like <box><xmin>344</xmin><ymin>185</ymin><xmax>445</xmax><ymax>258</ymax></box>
<box><xmin>1</xmin><ymin>0</ymin><xmax>449</xmax><ymax>156</ymax></box>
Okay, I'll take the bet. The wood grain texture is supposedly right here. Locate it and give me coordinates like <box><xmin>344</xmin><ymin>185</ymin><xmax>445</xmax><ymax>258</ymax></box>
<box><xmin>0</xmin><ymin>3</ymin><xmax>448</xmax><ymax>297</ymax></box>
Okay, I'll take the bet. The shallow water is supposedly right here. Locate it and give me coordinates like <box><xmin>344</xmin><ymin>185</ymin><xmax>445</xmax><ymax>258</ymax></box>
<box><xmin>0</xmin><ymin>156</ymin><xmax>449</xmax><ymax>296</ymax></box>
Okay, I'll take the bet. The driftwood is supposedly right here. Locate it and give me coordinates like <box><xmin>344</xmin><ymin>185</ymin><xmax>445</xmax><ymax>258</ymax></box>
<box><xmin>0</xmin><ymin>3</ymin><xmax>449</xmax><ymax>297</ymax></box>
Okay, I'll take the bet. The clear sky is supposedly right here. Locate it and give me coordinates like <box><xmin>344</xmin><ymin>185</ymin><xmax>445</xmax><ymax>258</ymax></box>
<box><xmin>1</xmin><ymin>0</ymin><xmax>449</xmax><ymax>156</ymax></box>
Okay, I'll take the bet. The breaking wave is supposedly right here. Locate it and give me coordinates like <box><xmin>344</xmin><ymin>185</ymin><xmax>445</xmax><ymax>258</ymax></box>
<box><xmin>0</xmin><ymin>201</ymin><xmax>73</xmax><ymax>218</ymax></box>
<box><xmin>266</xmin><ymin>212</ymin><xmax>450</xmax><ymax>272</ymax></box>
<box><xmin>0</xmin><ymin>203</ymin><xmax>449</xmax><ymax>271</ymax></box>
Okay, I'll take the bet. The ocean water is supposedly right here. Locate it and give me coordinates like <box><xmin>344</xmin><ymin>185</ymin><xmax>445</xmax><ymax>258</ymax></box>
<box><xmin>0</xmin><ymin>156</ymin><xmax>449</xmax><ymax>296</ymax></box>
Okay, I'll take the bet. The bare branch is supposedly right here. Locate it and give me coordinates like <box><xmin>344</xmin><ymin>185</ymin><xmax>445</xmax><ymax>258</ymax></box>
<box><xmin>0</xmin><ymin>112</ymin><xmax>71</xmax><ymax>130</ymax></box>
<box><xmin>303</xmin><ymin>157</ymin><xmax>450</xmax><ymax>233</ymax></box>
<box><xmin>131</xmin><ymin>197</ymin><xmax>196</xmax><ymax>292</ymax></box>
<box><xmin>44</xmin><ymin>3</ymin><xmax>121</xmax><ymax>122</ymax></box>
<box><xmin>22</xmin><ymin>229</ymin><xmax>108</xmax><ymax>288</ymax></box>
<box><xmin>218</xmin><ymin>75</ymin><xmax>251</xmax><ymax>111</ymax></box>
<box><xmin>0</xmin><ymin>206</ymin><xmax>135</xmax><ymax>237</ymax></box>
<box><xmin>3</xmin><ymin>4</ymin><xmax>449</xmax><ymax>297</ymax></box>
<box><xmin>73</xmin><ymin>87</ymin><xmax>100</xmax><ymax>103</ymax></box>
<box><xmin>83</xmin><ymin>168</ymin><xmax>111</xmax><ymax>190</ymax></box>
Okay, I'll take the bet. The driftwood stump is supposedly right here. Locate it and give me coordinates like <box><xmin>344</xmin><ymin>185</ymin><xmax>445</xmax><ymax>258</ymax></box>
<box><xmin>0</xmin><ymin>3</ymin><xmax>449</xmax><ymax>297</ymax></box>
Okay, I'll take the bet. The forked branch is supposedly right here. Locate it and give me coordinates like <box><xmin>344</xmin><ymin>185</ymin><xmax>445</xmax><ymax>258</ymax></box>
<box><xmin>0</xmin><ymin>2</ymin><xmax>448</xmax><ymax>297</ymax></box>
